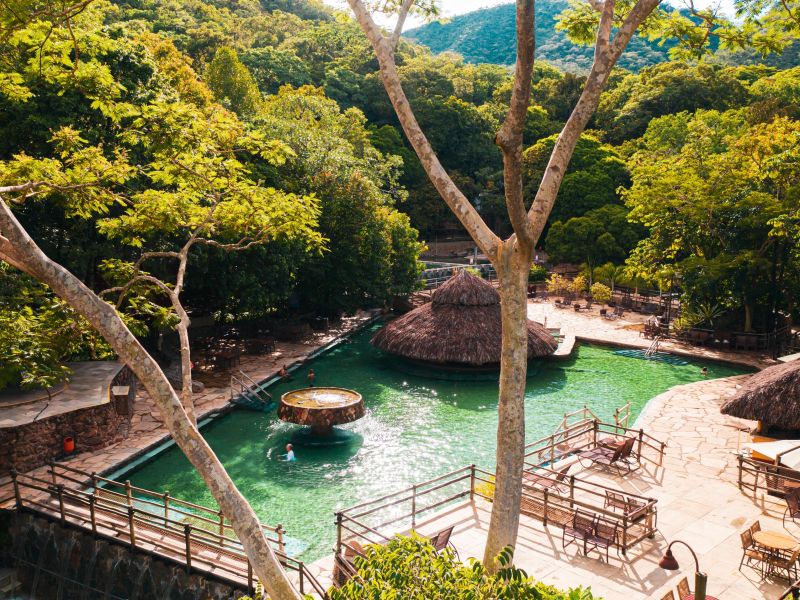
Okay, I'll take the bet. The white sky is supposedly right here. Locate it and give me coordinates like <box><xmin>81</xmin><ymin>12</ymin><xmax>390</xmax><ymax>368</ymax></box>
<box><xmin>323</xmin><ymin>0</ymin><xmax>733</xmax><ymax>29</ymax></box>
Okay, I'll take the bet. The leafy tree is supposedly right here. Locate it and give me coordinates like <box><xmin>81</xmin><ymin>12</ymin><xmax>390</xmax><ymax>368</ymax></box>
<box><xmin>590</xmin><ymin>281</ymin><xmax>612</xmax><ymax>305</ymax></box>
<box><xmin>206</xmin><ymin>47</ymin><xmax>263</xmax><ymax>117</ymax></box>
<box><xmin>330</xmin><ymin>535</ymin><xmax>599</xmax><ymax>600</ymax></box>
<box><xmin>624</xmin><ymin>111</ymin><xmax>800</xmax><ymax>332</ymax></box>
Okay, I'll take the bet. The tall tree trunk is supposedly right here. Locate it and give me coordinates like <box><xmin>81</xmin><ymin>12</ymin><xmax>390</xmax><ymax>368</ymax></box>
<box><xmin>484</xmin><ymin>238</ymin><xmax>532</xmax><ymax>566</ymax></box>
<box><xmin>0</xmin><ymin>201</ymin><xmax>301</xmax><ymax>600</ymax></box>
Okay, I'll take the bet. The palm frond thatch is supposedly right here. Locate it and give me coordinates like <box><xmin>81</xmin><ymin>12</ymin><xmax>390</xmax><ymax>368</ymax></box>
<box><xmin>371</xmin><ymin>270</ymin><xmax>557</xmax><ymax>366</ymax></box>
<box><xmin>720</xmin><ymin>361</ymin><xmax>800</xmax><ymax>429</ymax></box>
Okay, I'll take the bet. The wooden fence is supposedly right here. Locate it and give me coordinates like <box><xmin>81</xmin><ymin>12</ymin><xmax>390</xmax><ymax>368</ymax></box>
<box><xmin>8</xmin><ymin>462</ymin><xmax>328</xmax><ymax>598</ymax></box>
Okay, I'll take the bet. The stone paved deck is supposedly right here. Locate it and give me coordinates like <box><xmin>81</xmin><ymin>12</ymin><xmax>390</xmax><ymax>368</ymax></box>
<box><xmin>0</xmin><ymin>362</ymin><xmax>124</xmax><ymax>427</ymax></box>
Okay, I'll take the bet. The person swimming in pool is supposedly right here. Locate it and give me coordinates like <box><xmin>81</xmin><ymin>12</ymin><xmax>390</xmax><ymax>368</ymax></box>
<box><xmin>701</xmin><ymin>367</ymin><xmax>708</xmax><ymax>377</ymax></box>
<box><xmin>282</xmin><ymin>443</ymin><xmax>296</xmax><ymax>462</ymax></box>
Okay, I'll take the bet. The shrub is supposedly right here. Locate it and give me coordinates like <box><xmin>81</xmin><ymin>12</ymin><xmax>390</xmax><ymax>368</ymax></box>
<box><xmin>529</xmin><ymin>264</ymin><xmax>548</xmax><ymax>282</ymax></box>
<box><xmin>571</xmin><ymin>275</ymin><xmax>588</xmax><ymax>296</ymax></box>
<box><xmin>590</xmin><ymin>282</ymin><xmax>612</xmax><ymax>306</ymax></box>
<box><xmin>330</xmin><ymin>535</ymin><xmax>599</xmax><ymax>600</ymax></box>
<box><xmin>546</xmin><ymin>273</ymin><xmax>570</xmax><ymax>296</ymax></box>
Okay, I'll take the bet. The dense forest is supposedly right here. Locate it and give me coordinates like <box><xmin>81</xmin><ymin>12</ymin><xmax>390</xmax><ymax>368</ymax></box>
<box><xmin>1</xmin><ymin>0</ymin><xmax>799</xmax><ymax>391</ymax></box>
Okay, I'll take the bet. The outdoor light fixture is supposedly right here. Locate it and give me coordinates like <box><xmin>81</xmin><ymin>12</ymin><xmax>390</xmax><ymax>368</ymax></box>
<box><xmin>659</xmin><ymin>540</ymin><xmax>709</xmax><ymax>600</ymax></box>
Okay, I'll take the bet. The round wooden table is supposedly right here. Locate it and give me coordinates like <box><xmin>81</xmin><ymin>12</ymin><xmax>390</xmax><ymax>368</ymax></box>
<box><xmin>754</xmin><ymin>530</ymin><xmax>799</xmax><ymax>552</ymax></box>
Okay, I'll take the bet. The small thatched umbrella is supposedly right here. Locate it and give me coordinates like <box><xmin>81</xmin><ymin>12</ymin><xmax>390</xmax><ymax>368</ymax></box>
<box><xmin>721</xmin><ymin>360</ymin><xmax>800</xmax><ymax>430</ymax></box>
<box><xmin>371</xmin><ymin>270</ymin><xmax>558</xmax><ymax>367</ymax></box>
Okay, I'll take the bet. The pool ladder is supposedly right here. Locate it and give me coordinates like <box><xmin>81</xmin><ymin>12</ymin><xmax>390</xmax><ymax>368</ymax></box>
<box><xmin>645</xmin><ymin>336</ymin><xmax>662</xmax><ymax>358</ymax></box>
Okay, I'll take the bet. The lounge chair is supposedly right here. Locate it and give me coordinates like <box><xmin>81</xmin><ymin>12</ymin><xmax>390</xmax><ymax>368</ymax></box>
<box><xmin>739</xmin><ymin>528</ymin><xmax>767</xmax><ymax>577</ymax></box>
<box><xmin>578</xmin><ymin>437</ymin><xmax>636</xmax><ymax>474</ymax></box>
<box><xmin>524</xmin><ymin>464</ymin><xmax>571</xmax><ymax>495</ymax></box>
<box><xmin>785</xmin><ymin>489</ymin><xmax>800</xmax><ymax>527</ymax></box>
<box><xmin>333</xmin><ymin>540</ymin><xmax>366</xmax><ymax>587</ymax></box>
<box><xmin>428</xmin><ymin>525</ymin><xmax>459</xmax><ymax>559</ymax></box>
<box><xmin>563</xmin><ymin>510</ymin><xmax>596</xmax><ymax>555</ymax></box>
<box><xmin>586</xmin><ymin>517</ymin><xmax>619</xmax><ymax>562</ymax></box>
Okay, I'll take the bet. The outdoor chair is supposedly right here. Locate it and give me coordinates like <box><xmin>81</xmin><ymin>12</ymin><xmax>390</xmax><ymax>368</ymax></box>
<box><xmin>333</xmin><ymin>541</ymin><xmax>366</xmax><ymax>587</ymax></box>
<box><xmin>784</xmin><ymin>489</ymin><xmax>800</xmax><ymax>527</ymax></box>
<box><xmin>660</xmin><ymin>591</ymin><xmax>676</xmax><ymax>600</ymax></box>
<box><xmin>524</xmin><ymin>465</ymin><xmax>571</xmax><ymax>495</ymax></box>
<box><xmin>750</xmin><ymin>520</ymin><xmax>762</xmax><ymax>536</ymax></box>
<box><xmin>428</xmin><ymin>525</ymin><xmax>459</xmax><ymax>559</ymax></box>
<box><xmin>562</xmin><ymin>510</ymin><xmax>596</xmax><ymax>555</ymax></box>
<box><xmin>676</xmin><ymin>576</ymin><xmax>691</xmax><ymax>599</ymax></box>
<box><xmin>603</xmin><ymin>490</ymin><xmax>651</xmax><ymax>526</ymax></box>
<box><xmin>578</xmin><ymin>437</ymin><xmax>636</xmax><ymax>475</ymax></box>
<box><xmin>767</xmin><ymin>547</ymin><xmax>800</xmax><ymax>581</ymax></box>
<box><xmin>586</xmin><ymin>517</ymin><xmax>619</xmax><ymax>562</ymax></box>
<box><xmin>739</xmin><ymin>528</ymin><xmax>767</xmax><ymax>577</ymax></box>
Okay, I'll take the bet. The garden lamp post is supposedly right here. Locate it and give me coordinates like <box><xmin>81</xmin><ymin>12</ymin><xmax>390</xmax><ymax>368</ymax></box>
<box><xmin>659</xmin><ymin>540</ymin><xmax>707</xmax><ymax>600</ymax></box>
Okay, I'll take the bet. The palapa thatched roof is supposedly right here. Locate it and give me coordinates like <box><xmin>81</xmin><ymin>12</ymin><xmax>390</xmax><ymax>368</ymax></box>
<box><xmin>721</xmin><ymin>360</ymin><xmax>800</xmax><ymax>429</ymax></box>
<box><xmin>371</xmin><ymin>270</ymin><xmax>558</xmax><ymax>366</ymax></box>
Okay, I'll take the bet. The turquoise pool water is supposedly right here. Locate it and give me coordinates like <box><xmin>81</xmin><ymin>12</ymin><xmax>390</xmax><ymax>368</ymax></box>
<box><xmin>119</xmin><ymin>325</ymin><xmax>744</xmax><ymax>562</ymax></box>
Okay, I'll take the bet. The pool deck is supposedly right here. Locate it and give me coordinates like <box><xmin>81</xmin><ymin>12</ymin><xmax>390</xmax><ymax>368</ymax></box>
<box><xmin>307</xmin><ymin>374</ymin><xmax>793</xmax><ymax>599</ymax></box>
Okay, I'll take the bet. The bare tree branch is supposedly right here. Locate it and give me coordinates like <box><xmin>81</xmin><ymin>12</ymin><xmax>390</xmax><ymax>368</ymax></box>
<box><xmin>496</xmin><ymin>0</ymin><xmax>536</xmax><ymax>248</ymax></box>
<box><xmin>390</xmin><ymin>0</ymin><xmax>415</xmax><ymax>52</ymax></box>
<box><xmin>346</xmin><ymin>0</ymin><xmax>501</xmax><ymax>260</ymax></box>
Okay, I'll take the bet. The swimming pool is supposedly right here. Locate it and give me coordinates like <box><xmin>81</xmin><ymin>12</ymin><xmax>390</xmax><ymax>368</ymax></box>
<box><xmin>118</xmin><ymin>324</ymin><xmax>744</xmax><ymax>562</ymax></box>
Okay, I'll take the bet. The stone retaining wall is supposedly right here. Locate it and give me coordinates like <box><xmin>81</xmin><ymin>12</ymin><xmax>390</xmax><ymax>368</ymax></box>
<box><xmin>7</xmin><ymin>511</ymin><xmax>245</xmax><ymax>599</ymax></box>
<box><xmin>0</xmin><ymin>367</ymin><xmax>136</xmax><ymax>476</ymax></box>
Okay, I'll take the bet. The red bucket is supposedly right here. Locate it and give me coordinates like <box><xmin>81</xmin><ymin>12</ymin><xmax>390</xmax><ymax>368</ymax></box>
<box><xmin>63</xmin><ymin>437</ymin><xmax>75</xmax><ymax>454</ymax></box>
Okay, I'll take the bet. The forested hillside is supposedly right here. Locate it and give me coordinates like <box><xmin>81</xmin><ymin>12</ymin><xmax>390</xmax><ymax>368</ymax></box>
<box><xmin>2</xmin><ymin>0</ymin><xmax>800</xmax><ymax>389</ymax></box>
<box><xmin>405</xmin><ymin>1</ymin><xmax>800</xmax><ymax>72</ymax></box>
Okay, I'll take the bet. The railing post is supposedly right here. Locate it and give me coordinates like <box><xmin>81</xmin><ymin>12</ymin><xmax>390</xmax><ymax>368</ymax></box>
<box><xmin>89</xmin><ymin>495</ymin><xmax>97</xmax><ymax>535</ymax></box>
<box><xmin>542</xmin><ymin>489</ymin><xmax>549</xmax><ymax>526</ymax></box>
<box><xmin>469</xmin><ymin>464</ymin><xmax>476</xmax><ymax>501</ymax></box>
<box><xmin>57</xmin><ymin>484</ymin><xmax>66</xmax><ymax>526</ymax></box>
<box><xmin>163</xmin><ymin>491</ymin><xmax>170</xmax><ymax>527</ymax></box>
<box><xmin>621</xmin><ymin>516</ymin><xmax>628</xmax><ymax>555</ymax></box>
<box><xmin>411</xmin><ymin>484</ymin><xmax>417</xmax><ymax>529</ymax></box>
<box><xmin>569</xmin><ymin>475</ymin><xmax>575</xmax><ymax>510</ymax></box>
<box><xmin>335</xmin><ymin>512</ymin><xmax>343</xmax><ymax>555</ymax></box>
<box><xmin>247</xmin><ymin>560</ymin><xmax>253</xmax><ymax>595</ymax></box>
<box><xmin>128</xmin><ymin>506</ymin><xmax>136</xmax><ymax>547</ymax></box>
<box><xmin>125</xmin><ymin>480</ymin><xmax>133</xmax><ymax>506</ymax></box>
<box><xmin>10</xmin><ymin>469</ymin><xmax>21</xmax><ymax>508</ymax></box>
<box><xmin>593</xmin><ymin>420</ymin><xmax>598</xmax><ymax>446</ymax></box>
<box><xmin>637</xmin><ymin>429</ymin><xmax>644</xmax><ymax>459</ymax></box>
<box><xmin>218</xmin><ymin>509</ymin><xmax>225</xmax><ymax>546</ymax></box>
<box><xmin>49</xmin><ymin>460</ymin><xmax>57</xmax><ymax>486</ymax></box>
<box><xmin>91</xmin><ymin>472</ymin><xmax>98</xmax><ymax>494</ymax></box>
<box><xmin>738</xmin><ymin>454</ymin><xmax>744</xmax><ymax>489</ymax></box>
<box><xmin>184</xmin><ymin>523</ymin><xmax>192</xmax><ymax>572</ymax></box>
<box><xmin>299</xmin><ymin>562</ymin><xmax>305</xmax><ymax>595</ymax></box>
<box><xmin>277</xmin><ymin>524</ymin><xmax>286</xmax><ymax>555</ymax></box>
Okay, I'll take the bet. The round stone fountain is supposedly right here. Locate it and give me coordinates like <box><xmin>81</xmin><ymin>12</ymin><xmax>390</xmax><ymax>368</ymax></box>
<box><xmin>278</xmin><ymin>387</ymin><xmax>365</xmax><ymax>446</ymax></box>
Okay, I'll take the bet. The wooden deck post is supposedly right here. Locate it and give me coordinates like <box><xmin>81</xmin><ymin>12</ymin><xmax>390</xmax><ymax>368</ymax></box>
<box><xmin>592</xmin><ymin>420</ymin><xmax>598</xmax><ymax>446</ymax></box>
<box><xmin>10</xmin><ymin>469</ymin><xmax>21</xmax><ymax>508</ymax></box>
<box><xmin>299</xmin><ymin>562</ymin><xmax>305</xmax><ymax>595</ymax></box>
<box><xmin>335</xmin><ymin>512</ymin><xmax>343</xmax><ymax>555</ymax></box>
<box><xmin>277</xmin><ymin>524</ymin><xmax>286</xmax><ymax>555</ymax></box>
<box><xmin>56</xmin><ymin>484</ymin><xmax>66</xmax><ymax>526</ymax></box>
<box><xmin>469</xmin><ymin>464</ymin><xmax>476</xmax><ymax>501</ymax></box>
<box><xmin>637</xmin><ymin>429</ymin><xmax>644</xmax><ymax>459</ymax></box>
<box><xmin>569</xmin><ymin>475</ymin><xmax>575</xmax><ymax>509</ymax></box>
<box><xmin>125</xmin><ymin>480</ymin><xmax>133</xmax><ymax>506</ymax></box>
<box><xmin>411</xmin><ymin>484</ymin><xmax>417</xmax><ymax>529</ymax></box>
<box><xmin>163</xmin><ymin>491</ymin><xmax>170</xmax><ymax>526</ymax></box>
<box><xmin>218</xmin><ymin>509</ymin><xmax>225</xmax><ymax>545</ymax></box>
<box><xmin>737</xmin><ymin>454</ymin><xmax>744</xmax><ymax>489</ymax></box>
<box><xmin>183</xmin><ymin>523</ymin><xmax>192</xmax><ymax>572</ymax></box>
<box><xmin>49</xmin><ymin>460</ymin><xmax>57</xmax><ymax>486</ymax></box>
<box><xmin>89</xmin><ymin>495</ymin><xmax>97</xmax><ymax>535</ymax></box>
<box><xmin>128</xmin><ymin>506</ymin><xmax>136</xmax><ymax>547</ymax></box>
<box><xmin>247</xmin><ymin>560</ymin><xmax>253</xmax><ymax>595</ymax></box>
<box><xmin>542</xmin><ymin>489</ymin><xmax>549</xmax><ymax>526</ymax></box>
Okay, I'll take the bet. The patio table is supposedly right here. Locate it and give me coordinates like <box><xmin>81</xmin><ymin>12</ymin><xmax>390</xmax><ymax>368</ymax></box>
<box><xmin>754</xmin><ymin>530</ymin><xmax>799</xmax><ymax>553</ymax></box>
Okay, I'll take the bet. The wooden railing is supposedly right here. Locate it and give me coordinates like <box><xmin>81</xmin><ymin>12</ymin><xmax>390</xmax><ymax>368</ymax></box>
<box><xmin>9</xmin><ymin>462</ymin><xmax>328</xmax><ymax>598</ymax></box>
<box><xmin>737</xmin><ymin>454</ymin><xmax>800</xmax><ymax>499</ymax></box>
<box><xmin>524</xmin><ymin>419</ymin><xmax>666</xmax><ymax>470</ymax></box>
<box><xmin>336</xmin><ymin>457</ymin><xmax>659</xmax><ymax>557</ymax></box>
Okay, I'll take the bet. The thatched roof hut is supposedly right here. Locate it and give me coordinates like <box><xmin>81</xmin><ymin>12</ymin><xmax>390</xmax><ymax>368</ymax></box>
<box><xmin>721</xmin><ymin>361</ymin><xmax>800</xmax><ymax>430</ymax></box>
<box><xmin>371</xmin><ymin>270</ymin><xmax>558</xmax><ymax>367</ymax></box>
